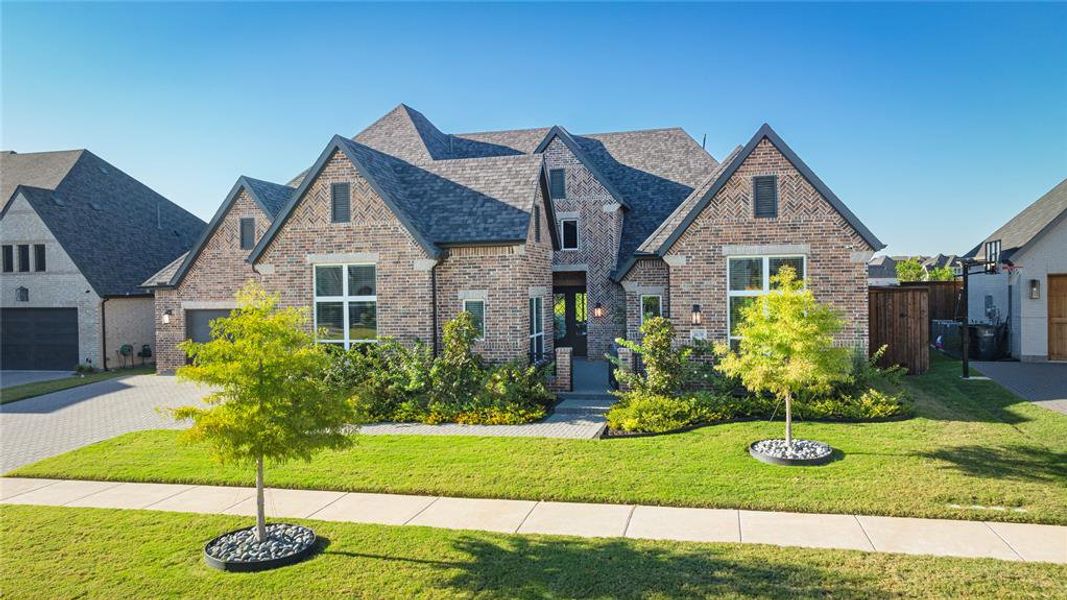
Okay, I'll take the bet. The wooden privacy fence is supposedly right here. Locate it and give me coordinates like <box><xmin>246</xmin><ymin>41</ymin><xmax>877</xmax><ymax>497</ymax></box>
<box><xmin>869</xmin><ymin>286</ymin><xmax>929</xmax><ymax>374</ymax></box>
<box><xmin>901</xmin><ymin>281</ymin><xmax>965</xmax><ymax>321</ymax></box>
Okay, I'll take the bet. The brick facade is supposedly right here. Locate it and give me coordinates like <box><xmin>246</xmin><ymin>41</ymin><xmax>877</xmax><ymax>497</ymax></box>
<box><xmin>155</xmin><ymin>151</ymin><xmax>553</xmax><ymax>371</ymax></box>
<box><xmin>543</xmin><ymin>138</ymin><xmax>626</xmax><ymax>359</ymax></box>
<box><xmin>624</xmin><ymin>139</ymin><xmax>873</xmax><ymax>348</ymax></box>
<box><xmin>154</xmin><ymin>189</ymin><xmax>270</xmax><ymax>372</ymax></box>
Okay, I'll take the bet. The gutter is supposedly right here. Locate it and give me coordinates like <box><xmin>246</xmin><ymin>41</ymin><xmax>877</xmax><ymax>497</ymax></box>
<box><xmin>431</xmin><ymin>263</ymin><xmax>439</xmax><ymax>357</ymax></box>
<box><xmin>100</xmin><ymin>297</ymin><xmax>109</xmax><ymax>371</ymax></box>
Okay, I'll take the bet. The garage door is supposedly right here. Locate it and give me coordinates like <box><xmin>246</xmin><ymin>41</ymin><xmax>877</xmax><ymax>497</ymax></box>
<box><xmin>185</xmin><ymin>309</ymin><xmax>232</xmax><ymax>343</ymax></box>
<box><xmin>1</xmin><ymin>308</ymin><xmax>79</xmax><ymax>370</ymax></box>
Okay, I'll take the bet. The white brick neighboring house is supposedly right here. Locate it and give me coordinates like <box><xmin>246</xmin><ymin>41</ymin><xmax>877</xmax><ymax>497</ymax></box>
<box><xmin>965</xmin><ymin>178</ymin><xmax>1067</xmax><ymax>361</ymax></box>
<box><xmin>0</xmin><ymin>150</ymin><xmax>205</xmax><ymax>371</ymax></box>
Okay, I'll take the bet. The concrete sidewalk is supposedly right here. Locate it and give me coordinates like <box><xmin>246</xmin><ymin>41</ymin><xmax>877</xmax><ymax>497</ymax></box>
<box><xmin>2</xmin><ymin>477</ymin><xmax>1063</xmax><ymax>564</ymax></box>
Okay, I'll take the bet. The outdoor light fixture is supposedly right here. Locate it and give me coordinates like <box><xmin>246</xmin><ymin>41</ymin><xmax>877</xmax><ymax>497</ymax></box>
<box><xmin>593</xmin><ymin>302</ymin><xmax>604</xmax><ymax>318</ymax></box>
<box><xmin>1029</xmin><ymin>279</ymin><xmax>1040</xmax><ymax>300</ymax></box>
<box><xmin>691</xmin><ymin>304</ymin><xmax>702</xmax><ymax>325</ymax></box>
<box><xmin>162</xmin><ymin>309</ymin><xmax>173</xmax><ymax>325</ymax></box>
<box><xmin>14</xmin><ymin>286</ymin><xmax>28</xmax><ymax>302</ymax></box>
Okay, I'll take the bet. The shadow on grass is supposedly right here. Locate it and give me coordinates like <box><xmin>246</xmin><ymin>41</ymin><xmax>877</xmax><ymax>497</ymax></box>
<box><xmin>324</xmin><ymin>534</ymin><xmax>888</xmax><ymax>599</ymax></box>
<box><xmin>918</xmin><ymin>444</ymin><xmax>1067</xmax><ymax>483</ymax></box>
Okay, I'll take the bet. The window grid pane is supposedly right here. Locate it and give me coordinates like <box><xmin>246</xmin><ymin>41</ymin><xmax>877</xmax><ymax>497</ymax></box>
<box><xmin>315</xmin><ymin>266</ymin><xmax>343</xmax><ymax>296</ymax></box>
<box><xmin>729</xmin><ymin>258</ymin><xmax>763</xmax><ymax>291</ymax></box>
<box><xmin>348</xmin><ymin>301</ymin><xmax>377</xmax><ymax>341</ymax></box>
<box><xmin>347</xmin><ymin>265</ymin><xmax>376</xmax><ymax>296</ymax></box>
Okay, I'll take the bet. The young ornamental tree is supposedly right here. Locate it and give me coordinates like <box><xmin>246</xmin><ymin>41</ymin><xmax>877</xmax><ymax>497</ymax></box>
<box><xmin>715</xmin><ymin>266</ymin><xmax>851</xmax><ymax>446</ymax></box>
<box><xmin>894</xmin><ymin>258</ymin><xmax>926</xmax><ymax>283</ymax></box>
<box><xmin>174</xmin><ymin>281</ymin><xmax>355</xmax><ymax>542</ymax></box>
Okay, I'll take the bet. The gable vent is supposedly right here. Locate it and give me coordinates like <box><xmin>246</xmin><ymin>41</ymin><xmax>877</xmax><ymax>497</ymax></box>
<box><xmin>753</xmin><ymin>176</ymin><xmax>778</xmax><ymax>218</ymax></box>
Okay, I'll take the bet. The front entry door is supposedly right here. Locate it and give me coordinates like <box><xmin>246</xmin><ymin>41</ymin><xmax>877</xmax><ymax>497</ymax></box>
<box><xmin>1049</xmin><ymin>275</ymin><xmax>1067</xmax><ymax>360</ymax></box>
<box><xmin>554</xmin><ymin>286</ymin><xmax>588</xmax><ymax>356</ymax></box>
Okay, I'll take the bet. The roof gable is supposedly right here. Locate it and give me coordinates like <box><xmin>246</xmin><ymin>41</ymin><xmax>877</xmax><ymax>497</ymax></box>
<box><xmin>614</xmin><ymin>124</ymin><xmax>884</xmax><ymax>280</ymax></box>
<box><xmin>151</xmin><ymin>176</ymin><xmax>293</xmax><ymax>288</ymax></box>
<box><xmin>249</xmin><ymin>136</ymin><xmax>443</xmax><ymax>263</ymax></box>
<box><xmin>4</xmin><ymin>151</ymin><xmax>206</xmax><ymax>296</ymax></box>
<box><xmin>533</xmin><ymin>126</ymin><xmax>632</xmax><ymax>211</ymax></box>
<box><xmin>965</xmin><ymin>177</ymin><xmax>1067</xmax><ymax>262</ymax></box>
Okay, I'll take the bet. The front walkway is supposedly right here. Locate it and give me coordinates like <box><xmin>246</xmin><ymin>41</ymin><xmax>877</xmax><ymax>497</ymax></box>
<box><xmin>974</xmin><ymin>361</ymin><xmax>1067</xmax><ymax>415</ymax></box>
<box><xmin>2</xmin><ymin>477</ymin><xmax>1063</xmax><ymax>563</ymax></box>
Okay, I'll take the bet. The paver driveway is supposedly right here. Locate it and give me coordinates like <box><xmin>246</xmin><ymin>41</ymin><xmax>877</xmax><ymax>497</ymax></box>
<box><xmin>0</xmin><ymin>375</ymin><xmax>208</xmax><ymax>472</ymax></box>
<box><xmin>974</xmin><ymin>361</ymin><xmax>1067</xmax><ymax>415</ymax></box>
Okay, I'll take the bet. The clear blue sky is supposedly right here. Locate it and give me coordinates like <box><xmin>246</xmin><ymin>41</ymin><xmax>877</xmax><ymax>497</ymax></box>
<box><xmin>3</xmin><ymin>2</ymin><xmax>1065</xmax><ymax>256</ymax></box>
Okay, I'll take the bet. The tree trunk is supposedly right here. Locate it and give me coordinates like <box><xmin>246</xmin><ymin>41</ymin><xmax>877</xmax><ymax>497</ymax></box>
<box><xmin>255</xmin><ymin>455</ymin><xmax>266</xmax><ymax>542</ymax></box>
<box><xmin>784</xmin><ymin>393</ymin><xmax>793</xmax><ymax>447</ymax></box>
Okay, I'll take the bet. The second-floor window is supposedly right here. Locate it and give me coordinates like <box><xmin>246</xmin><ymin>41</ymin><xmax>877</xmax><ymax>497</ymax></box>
<box><xmin>753</xmin><ymin>176</ymin><xmax>778</xmax><ymax>218</ymax></box>
<box><xmin>331</xmin><ymin>183</ymin><xmax>351</xmax><ymax>223</ymax></box>
<box><xmin>17</xmin><ymin>245</ymin><xmax>30</xmax><ymax>272</ymax></box>
<box><xmin>2</xmin><ymin>245</ymin><xmax>12</xmax><ymax>272</ymax></box>
<box><xmin>560</xmin><ymin>218</ymin><xmax>579</xmax><ymax>250</ymax></box>
<box><xmin>33</xmin><ymin>244</ymin><xmax>45</xmax><ymax>272</ymax></box>
<box><xmin>239</xmin><ymin>218</ymin><xmax>256</xmax><ymax>250</ymax></box>
<box><xmin>550</xmin><ymin>169</ymin><xmax>566</xmax><ymax>200</ymax></box>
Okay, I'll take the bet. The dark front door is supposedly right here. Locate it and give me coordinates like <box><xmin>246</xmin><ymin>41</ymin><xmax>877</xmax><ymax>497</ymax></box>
<box><xmin>1</xmin><ymin>307</ymin><xmax>79</xmax><ymax>370</ymax></box>
<box><xmin>554</xmin><ymin>286</ymin><xmax>588</xmax><ymax>357</ymax></box>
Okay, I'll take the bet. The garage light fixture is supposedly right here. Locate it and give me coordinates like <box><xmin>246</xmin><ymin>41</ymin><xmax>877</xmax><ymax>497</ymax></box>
<box><xmin>1029</xmin><ymin>279</ymin><xmax>1040</xmax><ymax>300</ymax></box>
<box><xmin>14</xmin><ymin>286</ymin><xmax>28</xmax><ymax>302</ymax></box>
<box><xmin>162</xmin><ymin>309</ymin><xmax>173</xmax><ymax>325</ymax></box>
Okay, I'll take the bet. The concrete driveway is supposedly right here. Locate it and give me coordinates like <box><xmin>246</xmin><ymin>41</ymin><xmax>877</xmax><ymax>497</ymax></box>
<box><xmin>1</xmin><ymin>371</ymin><xmax>73</xmax><ymax>389</ymax></box>
<box><xmin>974</xmin><ymin>361</ymin><xmax>1067</xmax><ymax>415</ymax></box>
<box><xmin>0</xmin><ymin>375</ymin><xmax>209</xmax><ymax>472</ymax></box>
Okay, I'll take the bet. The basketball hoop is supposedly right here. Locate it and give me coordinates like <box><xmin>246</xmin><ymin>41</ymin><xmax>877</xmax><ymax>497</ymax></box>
<box><xmin>1002</xmin><ymin>263</ymin><xmax>1022</xmax><ymax>275</ymax></box>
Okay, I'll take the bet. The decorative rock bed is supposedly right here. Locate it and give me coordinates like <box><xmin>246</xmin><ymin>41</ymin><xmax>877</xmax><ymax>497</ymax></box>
<box><xmin>749</xmin><ymin>438</ymin><xmax>834</xmax><ymax>466</ymax></box>
<box><xmin>204</xmin><ymin>523</ymin><xmax>318</xmax><ymax>572</ymax></box>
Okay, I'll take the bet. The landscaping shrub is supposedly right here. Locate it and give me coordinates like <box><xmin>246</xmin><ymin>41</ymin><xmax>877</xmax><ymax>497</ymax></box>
<box><xmin>324</xmin><ymin>313</ymin><xmax>551</xmax><ymax>426</ymax></box>
<box><xmin>606</xmin><ymin>275</ymin><xmax>912</xmax><ymax>434</ymax></box>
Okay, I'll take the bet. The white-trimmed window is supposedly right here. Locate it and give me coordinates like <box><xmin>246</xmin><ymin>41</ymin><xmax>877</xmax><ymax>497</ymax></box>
<box><xmin>314</xmin><ymin>264</ymin><xmax>377</xmax><ymax>348</ymax></box>
<box><xmin>560</xmin><ymin>218</ymin><xmax>579</xmax><ymax>250</ymax></box>
<box><xmin>727</xmin><ymin>255</ymin><xmax>805</xmax><ymax>346</ymax></box>
<box><xmin>529</xmin><ymin>296</ymin><xmax>544</xmax><ymax>361</ymax></box>
<box><xmin>640</xmin><ymin>295</ymin><xmax>662</xmax><ymax>324</ymax></box>
<box><xmin>463</xmin><ymin>299</ymin><xmax>486</xmax><ymax>339</ymax></box>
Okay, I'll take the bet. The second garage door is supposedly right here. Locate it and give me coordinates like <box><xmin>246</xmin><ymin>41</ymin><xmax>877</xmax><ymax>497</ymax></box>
<box><xmin>1</xmin><ymin>308</ymin><xmax>80</xmax><ymax>370</ymax></box>
<box><xmin>185</xmin><ymin>309</ymin><xmax>232</xmax><ymax>344</ymax></box>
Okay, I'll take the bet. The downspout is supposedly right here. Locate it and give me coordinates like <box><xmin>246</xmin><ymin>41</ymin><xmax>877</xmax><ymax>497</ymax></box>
<box><xmin>100</xmin><ymin>297</ymin><xmax>109</xmax><ymax>371</ymax></box>
<box><xmin>431</xmin><ymin>263</ymin><xmax>439</xmax><ymax>357</ymax></box>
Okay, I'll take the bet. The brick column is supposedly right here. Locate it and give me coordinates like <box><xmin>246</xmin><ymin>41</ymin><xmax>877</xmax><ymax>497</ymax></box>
<box><xmin>550</xmin><ymin>346</ymin><xmax>572</xmax><ymax>392</ymax></box>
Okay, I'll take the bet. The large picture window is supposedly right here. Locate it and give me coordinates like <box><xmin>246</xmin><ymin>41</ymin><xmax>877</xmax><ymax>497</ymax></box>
<box><xmin>314</xmin><ymin>264</ymin><xmax>377</xmax><ymax>348</ymax></box>
<box><xmin>727</xmin><ymin>255</ymin><xmax>805</xmax><ymax>346</ymax></box>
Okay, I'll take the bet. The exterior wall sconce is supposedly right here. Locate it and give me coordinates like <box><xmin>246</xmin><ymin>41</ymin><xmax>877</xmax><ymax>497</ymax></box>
<box><xmin>592</xmin><ymin>302</ymin><xmax>604</xmax><ymax>319</ymax></box>
<box><xmin>14</xmin><ymin>286</ymin><xmax>28</xmax><ymax>302</ymax></box>
<box><xmin>691</xmin><ymin>304</ymin><xmax>702</xmax><ymax>325</ymax></box>
<box><xmin>1029</xmin><ymin>279</ymin><xmax>1040</xmax><ymax>300</ymax></box>
<box><xmin>162</xmin><ymin>309</ymin><xmax>173</xmax><ymax>325</ymax></box>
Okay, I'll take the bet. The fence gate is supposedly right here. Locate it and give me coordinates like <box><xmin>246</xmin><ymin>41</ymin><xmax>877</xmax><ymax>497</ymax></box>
<box><xmin>869</xmin><ymin>286</ymin><xmax>929</xmax><ymax>375</ymax></box>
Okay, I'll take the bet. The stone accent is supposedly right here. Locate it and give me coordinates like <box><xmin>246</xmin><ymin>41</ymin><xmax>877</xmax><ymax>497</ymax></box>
<box><xmin>549</xmin><ymin>346</ymin><xmax>573</xmax><ymax>392</ymax></box>
<box><xmin>615</xmin><ymin>347</ymin><xmax>635</xmax><ymax>391</ymax></box>
<box><xmin>629</xmin><ymin>138</ymin><xmax>873</xmax><ymax>348</ymax></box>
<box><xmin>543</xmin><ymin>137</ymin><xmax>626</xmax><ymax>358</ymax></box>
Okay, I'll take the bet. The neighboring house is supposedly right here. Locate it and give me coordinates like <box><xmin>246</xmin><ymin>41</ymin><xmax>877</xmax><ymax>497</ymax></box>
<box><xmin>868</xmin><ymin>254</ymin><xmax>963</xmax><ymax>286</ymax></box>
<box><xmin>964</xmin><ymin>177</ymin><xmax>1067</xmax><ymax>361</ymax></box>
<box><xmin>867</xmin><ymin>255</ymin><xmax>900</xmax><ymax>286</ymax></box>
<box><xmin>0</xmin><ymin>150</ymin><xmax>205</xmax><ymax>370</ymax></box>
<box><xmin>145</xmin><ymin>104</ymin><xmax>883</xmax><ymax>373</ymax></box>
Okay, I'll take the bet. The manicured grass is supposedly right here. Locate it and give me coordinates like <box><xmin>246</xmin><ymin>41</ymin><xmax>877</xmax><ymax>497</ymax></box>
<box><xmin>10</xmin><ymin>356</ymin><xmax>1067</xmax><ymax>524</ymax></box>
<box><xmin>1</xmin><ymin>505</ymin><xmax>1063</xmax><ymax>599</ymax></box>
<box><xmin>0</xmin><ymin>366</ymin><xmax>154</xmax><ymax>404</ymax></box>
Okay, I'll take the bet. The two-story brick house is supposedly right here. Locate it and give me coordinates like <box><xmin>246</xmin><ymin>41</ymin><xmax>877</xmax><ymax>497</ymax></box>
<box><xmin>145</xmin><ymin>105</ymin><xmax>883</xmax><ymax>374</ymax></box>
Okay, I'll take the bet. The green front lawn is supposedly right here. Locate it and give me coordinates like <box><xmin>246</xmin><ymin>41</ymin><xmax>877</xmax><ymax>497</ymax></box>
<box><xmin>0</xmin><ymin>366</ymin><xmax>154</xmax><ymax>404</ymax></box>
<box><xmin>10</xmin><ymin>356</ymin><xmax>1067</xmax><ymax>524</ymax></box>
<box><xmin>2</xmin><ymin>505</ymin><xmax>1063</xmax><ymax>599</ymax></box>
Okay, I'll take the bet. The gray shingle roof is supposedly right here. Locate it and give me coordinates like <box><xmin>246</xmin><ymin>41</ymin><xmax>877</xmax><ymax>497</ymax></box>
<box><xmin>965</xmin><ymin>177</ymin><xmax>1067</xmax><ymax>262</ymax></box>
<box><xmin>867</xmin><ymin>255</ymin><xmax>898</xmax><ymax>279</ymax></box>
<box><xmin>1</xmin><ymin>150</ymin><xmax>83</xmax><ymax>210</ymax></box>
<box><xmin>243</xmin><ymin>177</ymin><xmax>293</xmax><ymax>217</ymax></box>
<box><xmin>1</xmin><ymin>150</ymin><xmax>206</xmax><ymax>296</ymax></box>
